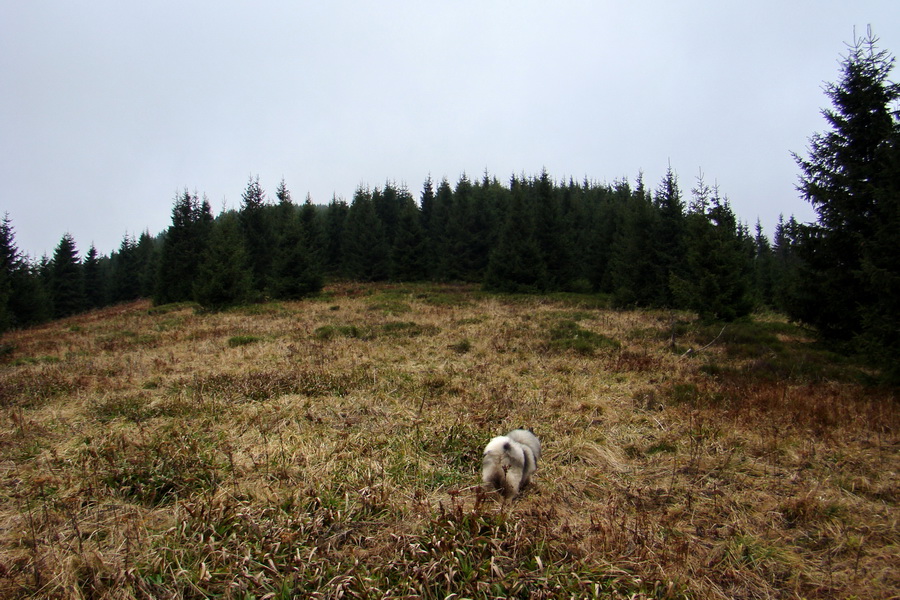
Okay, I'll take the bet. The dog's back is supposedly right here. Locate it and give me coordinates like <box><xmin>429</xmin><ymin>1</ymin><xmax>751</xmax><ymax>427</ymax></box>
<box><xmin>507</xmin><ymin>429</ymin><xmax>541</xmax><ymax>462</ymax></box>
<box><xmin>481</xmin><ymin>429</ymin><xmax>541</xmax><ymax>498</ymax></box>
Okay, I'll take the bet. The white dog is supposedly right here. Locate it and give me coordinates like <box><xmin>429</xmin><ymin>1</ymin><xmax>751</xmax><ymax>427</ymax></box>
<box><xmin>481</xmin><ymin>429</ymin><xmax>541</xmax><ymax>498</ymax></box>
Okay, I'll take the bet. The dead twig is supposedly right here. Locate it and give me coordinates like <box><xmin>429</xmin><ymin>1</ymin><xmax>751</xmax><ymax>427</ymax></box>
<box><xmin>680</xmin><ymin>325</ymin><xmax>726</xmax><ymax>358</ymax></box>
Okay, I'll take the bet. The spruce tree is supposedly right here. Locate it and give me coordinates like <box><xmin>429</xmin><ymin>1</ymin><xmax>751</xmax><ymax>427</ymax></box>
<box><xmin>299</xmin><ymin>193</ymin><xmax>325</xmax><ymax>267</ymax></box>
<box><xmin>270</xmin><ymin>209</ymin><xmax>323</xmax><ymax>300</ymax></box>
<box><xmin>111</xmin><ymin>235</ymin><xmax>141</xmax><ymax>303</ymax></box>
<box><xmin>671</xmin><ymin>180</ymin><xmax>753</xmax><ymax>321</ymax></box>
<box><xmin>428</xmin><ymin>178</ymin><xmax>454</xmax><ymax>279</ymax></box>
<box><xmin>272</xmin><ymin>178</ymin><xmax>295</xmax><ymax>251</ymax></box>
<box><xmin>771</xmin><ymin>215</ymin><xmax>803</xmax><ymax>313</ymax></box>
<box><xmin>792</xmin><ymin>29</ymin><xmax>900</xmax><ymax>342</ymax></box>
<box><xmin>82</xmin><ymin>244</ymin><xmax>106</xmax><ymax>309</ymax></box>
<box><xmin>752</xmin><ymin>220</ymin><xmax>776</xmax><ymax>308</ymax></box>
<box><xmin>50</xmin><ymin>233</ymin><xmax>85</xmax><ymax>318</ymax></box>
<box><xmin>374</xmin><ymin>182</ymin><xmax>403</xmax><ymax>248</ymax></box>
<box><xmin>155</xmin><ymin>190</ymin><xmax>213</xmax><ymax>305</ymax></box>
<box><xmin>607</xmin><ymin>180</ymin><xmax>659</xmax><ymax>306</ymax></box>
<box><xmin>323</xmin><ymin>196</ymin><xmax>349</xmax><ymax>276</ymax></box>
<box><xmin>653</xmin><ymin>166</ymin><xmax>686</xmax><ymax>306</ymax></box>
<box><xmin>10</xmin><ymin>262</ymin><xmax>51</xmax><ymax>327</ymax></box>
<box><xmin>239</xmin><ymin>175</ymin><xmax>272</xmax><ymax>294</ymax></box>
<box><xmin>193</xmin><ymin>213</ymin><xmax>253</xmax><ymax>310</ymax></box>
<box><xmin>342</xmin><ymin>187</ymin><xmax>390</xmax><ymax>281</ymax></box>
<box><xmin>439</xmin><ymin>175</ymin><xmax>473</xmax><ymax>281</ymax></box>
<box><xmin>858</xmin><ymin>111</ymin><xmax>900</xmax><ymax>380</ymax></box>
<box><xmin>0</xmin><ymin>214</ymin><xmax>18</xmax><ymax>331</ymax></box>
<box><xmin>533</xmin><ymin>169</ymin><xmax>571</xmax><ymax>290</ymax></box>
<box><xmin>390</xmin><ymin>193</ymin><xmax>429</xmax><ymax>281</ymax></box>
<box><xmin>135</xmin><ymin>232</ymin><xmax>159</xmax><ymax>298</ymax></box>
<box><xmin>484</xmin><ymin>184</ymin><xmax>547</xmax><ymax>293</ymax></box>
<box><xmin>1</xmin><ymin>218</ymin><xmax>50</xmax><ymax>328</ymax></box>
<box><xmin>583</xmin><ymin>183</ymin><xmax>619</xmax><ymax>293</ymax></box>
<box><xmin>418</xmin><ymin>176</ymin><xmax>438</xmax><ymax>278</ymax></box>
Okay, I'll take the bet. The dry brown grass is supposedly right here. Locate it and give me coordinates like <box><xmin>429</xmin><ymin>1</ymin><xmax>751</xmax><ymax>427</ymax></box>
<box><xmin>0</xmin><ymin>283</ymin><xmax>896</xmax><ymax>599</ymax></box>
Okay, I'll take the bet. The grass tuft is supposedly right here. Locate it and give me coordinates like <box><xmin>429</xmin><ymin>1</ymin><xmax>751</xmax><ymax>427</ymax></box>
<box><xmin>227</xmin><ymin>334</ymin><xmax>262</xmax><ymax>347</ymax></box>
<box><xmin>547</xmin><ymin>319</ymin><xmax>621</xmax><ymax>355</ymax></box>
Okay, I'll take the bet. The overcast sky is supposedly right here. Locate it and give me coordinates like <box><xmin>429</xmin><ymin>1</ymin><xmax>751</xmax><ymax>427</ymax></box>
<box><xmin>2</xmin><ymin>1</ymin><xmax>898</xmax><ymax>259</ymax></box>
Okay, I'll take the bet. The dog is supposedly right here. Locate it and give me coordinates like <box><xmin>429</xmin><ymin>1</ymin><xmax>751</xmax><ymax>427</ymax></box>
<box><xmin>481</xmin><ymin>428</ymin><xmax>541</xmax><ymax>498</ymax></box>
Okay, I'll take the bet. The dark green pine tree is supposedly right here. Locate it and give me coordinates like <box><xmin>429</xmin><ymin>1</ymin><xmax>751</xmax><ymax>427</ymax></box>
<box><xmin>672</xmin><ymin>181</ymin><xmax>753</xmax><ymax>321</ymax></box>
<box><xmin>752</xmin><ymin>220</ymin><xmax>776</xmax><ymax>308</ymax></box>
<box><xmin>323</xmin><ymin>196</ymin><xmax>349</xmax><ymax>276</ymax></box>
<box><xmin>427</xmin><ymin>178</ymin><xmax>454</xmax><ymax>279</ymax></box>
<box><xmin>417</xmin><ymin>175</ymin><xmax>440</xmax><ymax>279</ymax></box>
<box><xmin>270</xmin><ymin>208</ymin><xmax>323</xmax><ymax>300</ymax></box>
<box><xmin>374</xmin><ymin>182</ymin><xmax>403</xmax><ymax>248</ymax></box>
<box><xmin>390</xmin><ymin>192</ymin><xmax>429</xmax><ymax>281</ymax></box>
<box><xmin>451</xmin><ymin>174</ymin><xmax>494</xmax><ymax>281</ymax></box>
<box><xmin>135</xmin><ymin>232</ymin><xmax>159</xmax><ymax>298</ymax></box>
<box><xmin>10</xmin><ymin>262</ymin><xmax>51</xmax><ymax>327</ymax></box>
<box><xmin>419</xmin><ymin>175</ymin><xmax>435</xmax><ymax>236</ymax></box>
<box><xmin>439</xmin><ymin>175</ymin><xmax>474</xmax><ymax>281</ymax></box>
<box><xmin>50</xmin><ymin>233</ymin><xmax>85</xmax><ymax>318</ymax></box>
<box><xmin>557</xmin><ymin>178</ymin><xmax>590</xmax><ymax>292</ymax></box>
<box><xmin>484</xmin><ymin>184</ymin><xmax>547</xmax><ymax>293</ymax></box>
<box><xmin>193</xmin><ymin>213</ymin><xmax>253</xmax><ymax>311</ymax></box>
<box><xmin>342</xmin><ymin>187</ymin><xmax>390</xmax><ymax>281</ymax></box>
<box><xmin>0</xmin><ymin>214</ymin><xmax>18</xmax><ymax>331</ymax></box>
<box><xmin>2</xmin><ymin>217</ymin><xmax>51</xmax><ymax>328</ymax></box>
<box><xmin>82</xmin><ymin>244</ymin><xmax>107</xmax><ymax>309</ymax></box>
<box><xmin>272</xmin><ymin>177</ymin><xmax>295</xmax><ymax>249</ymax></box>
<box><xmin>275</xmin><ymin>177</ymin><xmax>292</xmax><ymax>206</ymax></box>
<box><xmin>652</xmin><ymin>166</ymin><xmax>686</xmax><ymax>306</ymax></box>
<box><xmin>239</xmin><ymin>175</ymin><xmax>273</xmax><ymax>294</ymax></box>
<box><xmin>155</xmin><ymin>190</ymin><xmax>213</xmax><ymax>305</ymax></box>
<box><xmin>859</xmin><ymin>113</ymin><xmax>900</xmax><ymax>380</ymax></box>
<box><xmin>792</xmin><ymin>29</ymin><xmax>900</xmax><ymax>343</ymax></box>
<box><xmin>111</xmin><ymin>234</ymin><xmax>141</xmax><ymax>303</ymax></box>
<box><xmin>584</xmin><ymin>183</ymin><xmax>619</xmax><ymax>293</ymax></box>
<box><xmin>299</xmin><ymin>193</ymin><xmax>326</xmax><ymax>267</ymax></box>
<box><xmin>607</xmin><ymin>180</ymin><xmax>660</xmax><ymax>307</ymax></box>
<box><xmin>771</xmin><ymin>215</ymin><xmax>804</xmax><ymax>314</ymax></box>
<box><xmin>533</xmin><ymin>169</ymin><xmax>572</xmax><ymax>290</ymax></box>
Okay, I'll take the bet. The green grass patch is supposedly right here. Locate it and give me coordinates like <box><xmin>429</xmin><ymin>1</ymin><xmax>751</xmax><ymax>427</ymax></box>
<box><xmin>449</xmin><ymin>338</ymin><xmax>472</xmax><ymax>354</ymax></box>
<box><xmin>545</xmin><ymin>291</ymin><xmax>612</xmax><ymax>310</ymax></box>
<box><xmin>379</xmin><ymin>321</ymin><xmax>439</xmax><ymax>337</ymax></box>
<box><xmin>227</xmin><ymin>335</ymin><xmax>263</xmax><ymax>348</ymax></box>
<box><xmin>90</xmin><ymin>393</ymin><xmax>156</xmax><ymax>423</ymax></box>
<box><xmin>547</xmin><ymin>319</ymin><xmax>621</xmax><ymax>355</ymax></box>
<box><xmin>148</xmin><ymin>301</ymin><xmax>199</xmax><ymax>315</ymax></box>
<box><xmin>367</xmin><ymin>300</ymin><xmax>413</xmax><ymax>315</ymax></box>
<box><xmin>10</xmin><ymin>355</ymin><xmax>60</xmax><ymax>366</ymax></box>
<box><xmin>313</xmin><ymin>324</ymin><xmax>369</xmax><ymax>340</ymax></box>
<box><xmin>646</xmin><ymin>441</ymin><xmax>678</xmax><ymax>455</ymax></box>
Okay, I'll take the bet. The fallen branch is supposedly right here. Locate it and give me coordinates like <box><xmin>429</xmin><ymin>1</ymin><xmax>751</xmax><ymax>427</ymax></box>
<box><xmin>680</xmin><ymin>325</ymin><xmax>727</xmax><ymax>358</ymax></box>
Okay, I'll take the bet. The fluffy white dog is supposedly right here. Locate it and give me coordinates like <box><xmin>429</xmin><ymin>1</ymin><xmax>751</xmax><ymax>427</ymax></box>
<box><xmin>481</xmin><ymin>428</ymin><xmax>541</xmax><ymax>498</ymax></box>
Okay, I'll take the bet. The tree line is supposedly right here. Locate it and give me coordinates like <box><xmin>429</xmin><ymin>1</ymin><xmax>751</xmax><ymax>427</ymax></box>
<box><xmin>1</xmin><ymin>32</ymin><xmax>896</xmax><ymax>379</ymax></box>
<box><xmin>1</xmin><ymin>167</ymin><xmax>801</xmax><ymax>323</ymax></box>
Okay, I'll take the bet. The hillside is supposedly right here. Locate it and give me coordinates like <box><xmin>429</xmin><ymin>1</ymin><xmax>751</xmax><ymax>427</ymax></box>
<box><xmin>0</xmin><ymin>284</ymin><xmax>896</xmax><ymax>599</ymax></box>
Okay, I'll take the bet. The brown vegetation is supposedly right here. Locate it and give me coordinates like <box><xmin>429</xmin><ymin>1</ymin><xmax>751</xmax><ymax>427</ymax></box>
<box><xmin>0</xmin><ymin>284</ymin><xmax>896</xmax><ymax>599</ymax></box>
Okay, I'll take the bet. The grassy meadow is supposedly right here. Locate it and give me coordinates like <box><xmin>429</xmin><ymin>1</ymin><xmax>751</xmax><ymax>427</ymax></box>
<box><xmin>0</xmin><ymin>283</ymin><xmax>896</xmax><ymax>599</ymax></box>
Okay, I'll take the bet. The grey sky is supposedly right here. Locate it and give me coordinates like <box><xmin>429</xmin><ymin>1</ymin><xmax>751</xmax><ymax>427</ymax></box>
<box><xmin>2</xmin><ymin>1</ymin><xmax>898</xmax><ymax>259</ymax></box>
